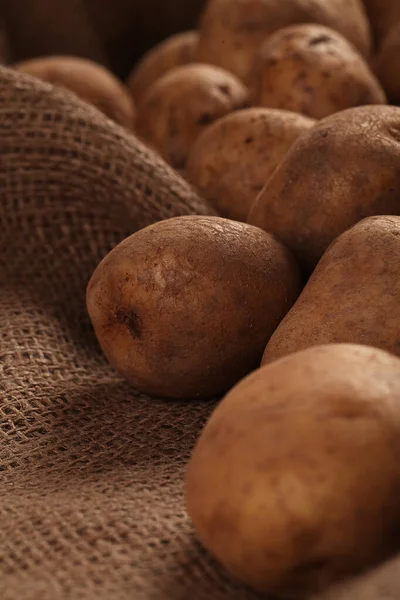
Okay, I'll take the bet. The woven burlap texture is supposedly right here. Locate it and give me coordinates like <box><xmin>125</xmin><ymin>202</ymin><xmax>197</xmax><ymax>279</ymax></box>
<box><xmin>0</xmin><ymin>65</ymin><xmax>263</xmax><ymax>600</ymax></box>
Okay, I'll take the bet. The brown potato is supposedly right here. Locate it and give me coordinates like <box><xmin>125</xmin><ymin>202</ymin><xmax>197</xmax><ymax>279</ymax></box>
<box><xmin>86</xmin><ymin>216</ymin><xmax>301</xmax><ymax>399</ymax></box>
<box><xmin>136</xmin><ymin>64</ymin><xmax>249</xmax><ymax>170</ymax></box>
<box><xmin>196</xmin><ymin>0</ymin><xmax>371</xmax><ymax>85</ymax></box>
<box><xmin>127</xmin><ymin>31</ymin><xmax>199</xmax><ymax>103</ymax></box>
<box><xmin>187</xmin><ymin>108</ymin><xmax>315</xmax><ymax>222</ymax></box>
<box><xmin>14</xmin><ymin>55</ymin><xmax>136</xmax><ymax>130</ymax></box>
<box><xmin>248</xmin><ymin>105</ymin><xmax>400</xmax><ymax>272</ymax></box>
<box><xmin>262</xmin><ymin>216</ymin><xmax>400</xmax><ymax>365</ymax></box>
<box><xmin>253</xmin><ymin>24</ymin><xmax>386</xmax><ymax>120</ymax></box>
<box><xmin>185</xmin><ymin>343</ymin><xmax>400</xmax><ymax>597</ymax></box>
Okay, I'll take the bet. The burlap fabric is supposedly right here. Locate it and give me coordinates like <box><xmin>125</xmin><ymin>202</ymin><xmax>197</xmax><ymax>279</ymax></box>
<box><xmin>0</xmin><ymin>0</ymin><xmax>205</xmax><ymax>77</ymax></box>
<box><xmin>0</xmin><ymin>65</ymin><xmax>265</xmax><ymax>600</ymax></box>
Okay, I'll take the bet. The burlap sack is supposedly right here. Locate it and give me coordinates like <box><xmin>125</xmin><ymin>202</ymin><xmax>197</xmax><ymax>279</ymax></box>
<box><xmin>0</xmin><ymin>0</ymin><xmax>205</xmax><ymax>77</ymax></box>
<box><xmin>0</xmin><ymin>65</ymin><xmax>263</xmax><ymax>600</ymax></box>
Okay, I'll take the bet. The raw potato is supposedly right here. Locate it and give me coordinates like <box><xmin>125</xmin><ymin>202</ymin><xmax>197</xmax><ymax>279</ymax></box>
<box><xmin>136</xmin><ymin>64</ymin><xmax>249</xmax><ymax>170</ymax></box>
<box><xmin>248</xmin><ymin>105</ymin><xmax>400</xmax><ymax>271</ymax></box>
<box><xmin>187</xmin><ymin>108</ymin><xmax>315</xmax><ymax>222</ymax></box>
<box><xmin>14</xmin><ymin>55</ymin><xmax>136</xmax><ymax>130</ymax></box>
<box><xmin>185</xmin><ymin>344</ymin><xmax>400</xmax><ymax>597</ymax></box>
<box><xmin>86</xmin><ymin>216</ymin><xmax>301</xmax><ymax>399</ymax></box>
<box><xmin>262</xmin><ymin>216</ymin><xmax>400</xmax><ymax>365</ymax></box>
<box><xmin>253</xmin><ymin>24</ymin><xmax>386</xmax><ymax>120</ymax></box>
<box><xmin>196</xmin><ymin>0</ymin><xmax>371</xmax><ymax>85</ymax></box>
<box><xmin>127</xmin><ymin>31</ymin><xmax>199</xmax><ymax>103</ymax></box>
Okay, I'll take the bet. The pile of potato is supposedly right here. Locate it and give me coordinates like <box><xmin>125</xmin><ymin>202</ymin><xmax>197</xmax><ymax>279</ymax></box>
<box><xmin>23</xmin><ymin>0</ymin><xmax>400</xmax><ymax>597</ymax></box>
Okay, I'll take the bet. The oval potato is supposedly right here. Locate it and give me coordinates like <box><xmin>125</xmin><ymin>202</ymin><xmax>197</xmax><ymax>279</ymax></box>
<box><xmin>196</xmin><ymin>0</ymin><xmax>372</xmax><ymax>84</ymax></box>
<box><xmin>136</xmin><ymin>64</ymin><xmax>249</xmax><ymax>170</ymax></box>
<box><xmin>86</xmin><ymin>216</ymin><xmax>301</xmax><ymax>399</ymax></box>
<box><xmin>262</xmin><ymin>216</ymin><xmax>400</xmax><ymax>364</ymax></box>
<box><xmin>253</xmin><ymin>24</ymin><xmax>386</xmax><ymax>120</ymax></box>
<box><xmin>14</xmin><ymin>55</ymin><xmax>136</xmax><ymax>130</ymax></box>
<box><xmin>248</xmin><ymin>105</ymin><xmax>400</xmax><ymax>271</ymax></box>
<box><xmin>127</xmin><ymin>31</ymin><xmax>198</xmax><ymax>103</ymax></box>
<box><xmin>187</xmin><ymin>107</ymin><xmax>315</xmax><ymax>222</ymax></box>
<box><xmin>186</xmin><ymin>343</ymin><xmax>400</xmax><ymax>596</ymax></box>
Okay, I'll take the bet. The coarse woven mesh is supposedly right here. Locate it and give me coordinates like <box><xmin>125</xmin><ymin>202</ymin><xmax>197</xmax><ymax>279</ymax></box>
<box><xmin>0</xmin><ymin>65</ymin><xmax>263</xmax><ymax>600</ymax></box>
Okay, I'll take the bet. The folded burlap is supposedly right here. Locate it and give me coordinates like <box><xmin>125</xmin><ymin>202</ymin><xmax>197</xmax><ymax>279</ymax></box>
<box><xmin>0</xmin><ymin>0</ymin><xmax>205</xmax><ymax>77</ymax></box>
<box><xmin>0</xmin><ymin>65</ymin><xmax>263</xmax><ymax>600</ymax></box>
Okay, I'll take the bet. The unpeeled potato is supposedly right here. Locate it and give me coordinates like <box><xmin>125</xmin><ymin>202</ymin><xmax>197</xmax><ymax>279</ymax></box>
<box><xmin>186</xmin><ymin>343</ymin><xmax>400</xmax><ymax>597</ymax></box>
<box><xmin>253</xmin><ymin>24</ymin><xmax>386</xmax><ymax>120</ymax></box>
<box><xmin>86</xmin><ymin>216</ymin><xmax>301</xmax><ymax>399</ymax></box>
<box><xmin>262</xmin><ymin>216</ymin><xmax>400</xmax><ymax>365</ymax></box>
<box><xmin>187</xmin><ymin>108</ymin><xmax>315</xmax><ymax>222</ymax></box>
<box><xmin>14</xmin><ymin>55</ymin><xmax>136</xmax><ymax>130</ymax></box>
<box><xmin>248</xmin><ymin>105</ymin><xmax>400</xmax><ymax>271</ymax></box>
<box><xmin>136</xmin><ymin>64</ymin><xmax>249</xmax><ymax>170</ymax></box>
<box><xmin>196</xmin><ymin>0</ymin><xmax>371</xmax><ymax>85</ymax></box>
<box><xmin>127</xmin><ymin>31</ymin><xmax>199</xmax><ymax>103</ymax></box>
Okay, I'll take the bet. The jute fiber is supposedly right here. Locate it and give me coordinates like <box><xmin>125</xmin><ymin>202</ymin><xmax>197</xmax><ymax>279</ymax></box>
<box><xmin>0</xmin><ymin>65</ymin><xmax>263</xmax><ymax>600</ymax></box>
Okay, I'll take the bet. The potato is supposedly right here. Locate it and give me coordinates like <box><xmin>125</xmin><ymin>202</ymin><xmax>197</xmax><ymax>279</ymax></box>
<box><xmin>196</xmin><ymin>0</ymin><xmax>371</xmax><ymax>85</ymax></box>
<box><xmin>253</xmin><ymin>24</ymin><xmax>386</xmax><ymax>120</ymax></box>
<box><xmin>262</xmin><ymin>216</ymin><xmax>400</xmax><ymax>365</ymax></box>
<box><xmin>14</xmin><ymin>55</ymin><xmax>136</xmax><ymax>130</ymax></box>
<box><xmin>187</xmin><ymin>108</ymin><xmax>315</xmax><ymax>222</ymax></box>
<box><xmin>127</xmin><ymin>31</ymin><xmax>199</xmax><ymax>103</ymax></box>
<box><xmin>136</xmin><ymin>64</ymin><xmax>249</xmax><ymax>170</ymax></box>
<box><xmin>185</xmin><ymin>343</ymin><xmax>400</xmax><ymax>597</ymax></box>
<box><xmin>86</xmin><ymin>216</ymin><xmax>301</xmax><ymax>399</ymax></box>
<box><xmin>375</xmin><ymin>23</ymin><xmax>400</xmax><ymax>104</ymax></box>
<box><xmin>248</xmin><ymin>105</ymin><xmax>400</xmax><ymax>272</ymax></box>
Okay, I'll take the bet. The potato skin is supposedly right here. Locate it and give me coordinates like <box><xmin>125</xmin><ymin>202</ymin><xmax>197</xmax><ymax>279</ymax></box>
<box><xmin>127</xmin><ymin>31</ymin><xmax>198</xmax><ymax>103</ymax></box>
<box><xmin>262</xmin><ymin>216</ymin><xmax>400</xmax><ymax>364</ymax></box>
<box><xmin>14</xmin><ymin>55</ymin><xmax>136</xmax><ymax>130</ymax></box>
<box><xmin>136</xmin><ymin>64</ymin><xmax>249</xmax><ymax>170</ymax></box>
<box><xmin>86</xmin><ymin>216</ymin><xmax>301</xmax><ymax>399</ymax></box>
<box><xmin>253</xmin><ymin>24</ymin><xmax>386</xmax><ymax>120</ymax></box>
<box><xmin>187</xmin><ymin>108</ymin><xmax>315</xmax><ymax>222</ymax></box>
<box><xmin>185</xmin><ymin>344</ymin><xmax>400</xmax><ymax>597</ymax></box>
<box><xmin>248</xmin><ymin>105</ymin><xmax>400</xmax><ymax>271</ymax></box>
<box><xmin>196</xmin><ymin>0</ymin><xmax>371</xmax><ymax>84</ymax></box>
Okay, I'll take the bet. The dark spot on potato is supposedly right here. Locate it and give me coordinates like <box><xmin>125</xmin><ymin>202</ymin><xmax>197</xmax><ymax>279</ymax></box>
<box><xmin>245</xmin><ymin>136</ymin><xmax>254</xmax><ymax>144</ymax></box>
<box><xmin>309</xmin><ymin>35</ymin><xmax>332</xmax><ymax>46</ymax></box>
<box><xmin>115</xmin><ymin>308</ymin><xmax>142</xmax><ymax>338</ymax></box>
<box><xmin>197</xmin><ymin>113</ymin><xmax>214</xmax><ymax>126</ymax></box>
<box><xmin>218</xmin><ymin>84</ymin><xmax>230</xmax><ymax>96</ymax></box>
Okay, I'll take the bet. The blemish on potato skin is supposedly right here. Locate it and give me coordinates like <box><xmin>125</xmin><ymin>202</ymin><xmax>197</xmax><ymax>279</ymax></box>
<box><xmin>114</xmin><ymin>308</ymin><xmax>142</xmax><ymax>338</ymax></box>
